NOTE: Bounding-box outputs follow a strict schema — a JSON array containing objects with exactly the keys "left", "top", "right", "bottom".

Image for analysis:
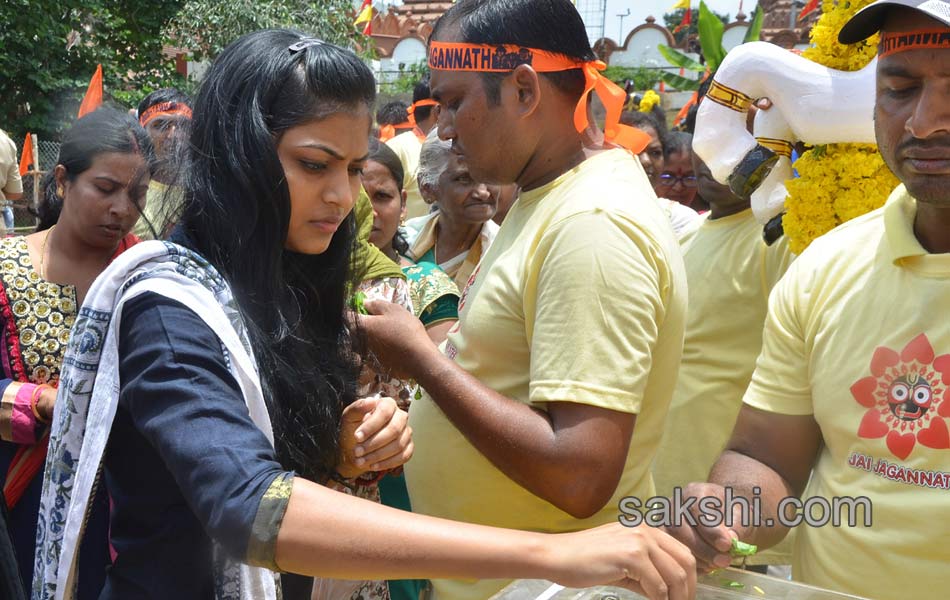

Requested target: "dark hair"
[
  {"left": 180, "top": 29, "right": 376, "bottom": 483},
  {"left": 376, "top": 100, "right": 410, "bottom": 126},
  {"left": 621, "top": 110, "right": 664, "bottom": 141},
  {"left": 664, "top": 130, "right": 693, "bottom": 160},
  {"left": 35, "top": 107, "right": 154, "bottom": 232},
  {"left": 367, "top": 138, "right": 409, "bottom": 256},
  {"left": 431, "top": 0, "right": 595, "bottom": 105},
  {"left": 682, "top": 73, "right": 715, "bottom": 134},
  {"left": 367, "top": 137, "right": 405, "bottom": 191},
  {"left": 136, "top": 87, "right": 191, "bottom": 118},
  {"left": 411, "top": 74, "right": 435, "bottom": 123}
]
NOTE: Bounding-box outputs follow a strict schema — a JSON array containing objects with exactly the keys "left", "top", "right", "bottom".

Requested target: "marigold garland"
[
  {"left": 639, "top": 90, "right": 661, "bottom": 113},
  {"left": 783, "top": 0, "right": 899, "bottom": 254}
]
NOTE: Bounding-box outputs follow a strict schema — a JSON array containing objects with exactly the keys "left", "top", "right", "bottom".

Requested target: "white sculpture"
[{"left": 693, "top": 41, "right": 877, "bottom": 224}]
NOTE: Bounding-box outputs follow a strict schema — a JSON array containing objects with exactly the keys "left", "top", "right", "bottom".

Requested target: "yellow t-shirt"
[
  {"left": 132, "top": 180, "right": 184, "bottom": 240},
  {"left": 0, "top": 130, "right": 23, "bottom": 200},
  {"left": 652, "top": 209, "right": 793, "bottom": 565},
  {"left": 743, "top": 186, "right": 950, "bottom": 599},
  {"left": 405, "top": 149, "right": 687, "bottom": 600},
  {"left": 653, "top": 209, "right": 792, "bottom": 492},
  {"left": 385, "top": 130, "right": 427, "bottom": 220}
]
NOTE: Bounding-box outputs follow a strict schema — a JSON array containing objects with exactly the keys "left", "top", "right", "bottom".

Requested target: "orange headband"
[
  {"left": 407, "top": 98, "right": 438, "bottom": 116},
  {"left": 406, "top": 98, "right": 439, "bottom": 130},
  {"left": 879, "top": 29, "right": 950, "bottom": 57},
  {"left": 139, "top": 102, "right": 193, "bottom": 127},
  {"left": 427, "top": 41, "right": 650, "bottom": 153}
]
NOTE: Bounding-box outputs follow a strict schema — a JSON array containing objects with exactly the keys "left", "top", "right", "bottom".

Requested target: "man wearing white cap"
[{"left": 668, "top": 2, "right": 950, "bottom": 599}]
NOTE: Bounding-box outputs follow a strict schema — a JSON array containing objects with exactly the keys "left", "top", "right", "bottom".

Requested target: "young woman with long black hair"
[{"left": 32, "top": 29, "right": 695, "bottom": 600}]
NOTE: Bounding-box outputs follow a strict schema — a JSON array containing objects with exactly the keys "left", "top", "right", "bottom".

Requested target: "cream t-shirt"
[
  {"left": 385, "top": 130, "right": 427, "bottom": 220},
  {"left": 653, "top": 209, "right": 792, "bottom": 495},
  {"left": 0, "top": 130, "right": 23, "bottom": 201},
  {"left": 405, "top": 149, "right": 687, "bottom": 600},
  {"left": 743, "top": 186, "right": 950, "bottom": 599},
  {"left": 652, "top": 208, "right": 793, "bottom": 565}
]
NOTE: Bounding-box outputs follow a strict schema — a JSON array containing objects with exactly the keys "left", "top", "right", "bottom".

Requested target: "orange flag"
[
  {"left": 18, "top": 133, "right": 33, "bottom": 176},
  {"left": 798, "top": 0, "right": 820, "bottom": 21},
  {"left": 674, "top": 91, "right": 698, "bottom": 127},
  {"left": 673, "top": 4, "right": 692, "bottom": 34},
  {"left": 78, "top": 64, "right": 103, "bottom": 118}
]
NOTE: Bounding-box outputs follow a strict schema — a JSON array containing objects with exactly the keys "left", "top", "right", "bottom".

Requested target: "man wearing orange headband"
[
  {"left": 133, "top": 88, "right": 192, "bottom": 240},
  {"left": 386, "top": 76, "right": 441, "bottom": 219},
  {"left": 665, "top": 2, "right": 950, "bottom": 599},
  {"left": 357, "top": 2, "right": 692, "bottom": 599}
]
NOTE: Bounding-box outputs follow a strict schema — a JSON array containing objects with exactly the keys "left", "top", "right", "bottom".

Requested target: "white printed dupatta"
[{"left": 32, "top": 240, "right": 278, "bottom": 600}]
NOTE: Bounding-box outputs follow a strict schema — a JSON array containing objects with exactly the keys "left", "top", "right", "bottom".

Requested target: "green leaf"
[
  {"left": 743, "top": 6, "right": 765, "bottom": 44},
  {"left": 350, "top": 291, "right": 368, "bottom": 315},
  {"left": 659, "top": 71, "right": 701, "bottom": 91},
  {"left": 730, "top": 538, "right": 758, "bottom": 557},
  {"left": 657, "top": 44, "right": 705, "bottom": 72},
  {"left": 698, "top": 0, "right": 726, "bottom": 70}
]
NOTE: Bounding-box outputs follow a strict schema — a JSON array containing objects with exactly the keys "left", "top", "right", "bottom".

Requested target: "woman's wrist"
[{"left": 30, "top": 384, "right": 55, "bottom": 424}]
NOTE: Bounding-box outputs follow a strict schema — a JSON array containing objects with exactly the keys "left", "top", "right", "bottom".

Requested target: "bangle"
[{"left": 30, "top": 384, "right": 52, "bottom": 424}]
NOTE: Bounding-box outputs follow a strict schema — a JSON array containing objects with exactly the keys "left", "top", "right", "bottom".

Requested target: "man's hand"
[
  {"left": 663, "top": 482, "right": 750, "bottom": 573},
  {"left": 355, "top": 299, "right": 438, "bottom": 380}
]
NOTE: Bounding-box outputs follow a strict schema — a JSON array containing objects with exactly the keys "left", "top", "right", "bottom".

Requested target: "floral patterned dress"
[
  {"left": 0, "top": 236, "right": 125, "bottom": 599},
  {"left": 316, "top": 276, "right": 414, "bottom": 600}
]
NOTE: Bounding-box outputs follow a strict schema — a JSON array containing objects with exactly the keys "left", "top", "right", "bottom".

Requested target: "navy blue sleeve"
[{"left": 118, "top": 292, "right": 288, "bottom": 560}]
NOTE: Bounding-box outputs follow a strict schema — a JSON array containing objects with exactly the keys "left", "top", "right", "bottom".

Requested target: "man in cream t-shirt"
[
  {"left": 653, "top": 154, "right": 793, "bottom": 567},
  {"left": 358, "top": 1, "right": 691, "bottom": 599},
  {"left": 668, "top": 2, "right": 950, "bottom": 598},
  {"left": 386, "top": 77, "right": 439, "bottom": 220},
  {"left": 0, "top": 129, "right": 23, "bottom": 235}
]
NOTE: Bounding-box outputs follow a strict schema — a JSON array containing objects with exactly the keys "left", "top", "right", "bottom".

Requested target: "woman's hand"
[
  {"left": 356, "top": 299, "right": 438, "bottom": 380},
  {"left": 36, "top": 385, "right": 57, "bottom": 423},
  {"left": 548, "top": 522, "right": 696, "bottom": 600},
  {"left": 336, "top": 396, "right": 413, "bottom": 479}
]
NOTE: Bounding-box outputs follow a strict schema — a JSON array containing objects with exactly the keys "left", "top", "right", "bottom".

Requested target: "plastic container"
[{"left": 490, "top": 568, "right": 868, "bottom": 600}]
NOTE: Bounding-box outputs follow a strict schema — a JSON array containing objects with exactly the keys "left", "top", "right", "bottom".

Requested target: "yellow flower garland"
[
  {"left": 782, "top": 0, "right": 899, "bottom": 254},
  {"left": 639, "top": 90, "right": 661, "bottom": 113}
]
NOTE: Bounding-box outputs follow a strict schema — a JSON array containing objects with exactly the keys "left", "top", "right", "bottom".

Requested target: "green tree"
[
  {"left": 663, "top": 7, "right": 730, "bottom": 46},
  {"left": 602, "top": 66, "right": 662, "bottom": 91},
  {"left": 658, "top": 2, "right": 763, "bottom": 91},
  {"left": 0, "top": 0, "right": 187, "bottom": 141},
  {"left": 165, "top": 0, "right": 363, "bottom": 63},
  {"left": 382, "top": 61, "right": 429, "bottom": 95}
]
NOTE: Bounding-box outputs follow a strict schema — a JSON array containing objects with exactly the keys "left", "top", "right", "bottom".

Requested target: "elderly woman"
[{"left": 404, "top": 129, "right": 499, "bottom": 290}]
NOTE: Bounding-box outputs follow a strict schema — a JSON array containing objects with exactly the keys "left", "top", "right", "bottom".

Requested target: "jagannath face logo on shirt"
[{"left": 851, "top": 333, "right": 950, "bottom": 460}]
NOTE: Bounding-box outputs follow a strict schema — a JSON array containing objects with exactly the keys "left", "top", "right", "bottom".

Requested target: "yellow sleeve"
[
  {"left": 744, "top": 259, "right": 814, "bottom": 416},
  {"left": 526, "top": 209, "right": 668, "bottom": 414}
]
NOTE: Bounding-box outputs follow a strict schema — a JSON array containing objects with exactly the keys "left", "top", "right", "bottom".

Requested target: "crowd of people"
[{"left": 0, "top": 0, "right": 947, "bottom": 599}]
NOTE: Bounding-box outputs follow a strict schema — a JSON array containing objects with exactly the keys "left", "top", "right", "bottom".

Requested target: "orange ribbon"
[
  {"left": 406, "top": 98, "right": 438, "bottom": 131},
  {"left": 139, "top": 101, "right": 193, "bottom": 127},
  {"left": 427, "top": 41, "right": 650, "bottom": 153},
  {"left": 379, "top": 124, "right": 397, "bottom": 142}
]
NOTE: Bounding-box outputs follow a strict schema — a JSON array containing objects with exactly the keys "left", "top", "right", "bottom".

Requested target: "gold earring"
[{"left": 57, "top": 186, "right": 64, "bottom": 198}]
